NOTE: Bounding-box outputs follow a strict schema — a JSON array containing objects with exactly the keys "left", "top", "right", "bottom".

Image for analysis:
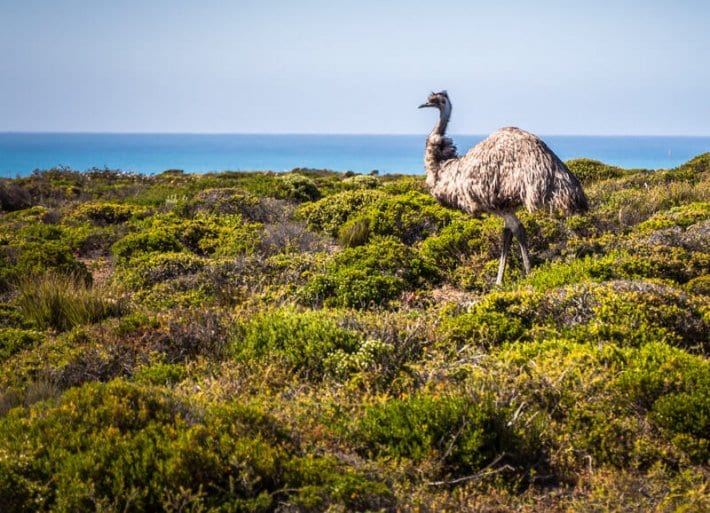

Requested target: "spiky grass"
[{"left": 16, "top": 272, "right": 127, "bottom": 331}]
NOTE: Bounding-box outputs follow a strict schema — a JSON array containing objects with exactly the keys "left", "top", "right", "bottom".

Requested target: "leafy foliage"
[{"left": 0, "top": 155, "right": 708, "bottom": 511}]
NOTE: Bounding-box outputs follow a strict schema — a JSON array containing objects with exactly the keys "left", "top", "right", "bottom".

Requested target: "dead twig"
[{"left": 427, "top": 452, "right": 512, "bottom": 486}]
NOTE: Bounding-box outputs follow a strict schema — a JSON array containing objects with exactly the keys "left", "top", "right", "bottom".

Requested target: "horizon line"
[{"left": 2, "top": 130, "right": 710, "bottom": 138}]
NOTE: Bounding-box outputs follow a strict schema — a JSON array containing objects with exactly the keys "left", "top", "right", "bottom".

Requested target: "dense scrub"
[{"left": 0, "top": 157, "right": 708, "bottom": 512}]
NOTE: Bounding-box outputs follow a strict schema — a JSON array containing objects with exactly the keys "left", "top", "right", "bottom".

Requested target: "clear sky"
[{"left": 1, "top": 0, "right": 708, "bottom": 135}]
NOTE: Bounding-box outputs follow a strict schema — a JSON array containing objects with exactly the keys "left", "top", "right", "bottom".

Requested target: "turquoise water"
[{"left": 1, "top": 133, "right": 709, "bottom": 178}]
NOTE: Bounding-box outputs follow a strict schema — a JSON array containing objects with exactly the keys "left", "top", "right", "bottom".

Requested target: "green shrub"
[
  {"left": 234, "top": 308, "right": 362, "bottom": 378},
  {"left": 588, "top": 283, "right": 708, "bottom": 348},
  {"left": 112, "top": 229, "right": 183, "bottom": 264},
  {"left": 71, "top": 202, "right": 149, "bottom": 225},
  {"left": 298, "top": 189, "right": 385, "bottom": 236},
  {"left": 116, "top": 252, "right": 206, "bottom": 289},
  {"left": 496, "top": 339, "right": 709, "bottom": 467},
  {"left": 441, "top": 310, "right": 526, "bottom": 348},
  {"left": 543, "top": 281, "right": 707, "bottom": 349},
  {"left": 0, "top": 380, "right": 393, "bottom": 511},
  {"left": 686, "top": 275, "right": 710, "bottom": 296},
  {"left": 522, "top": 255, "right": 598, "bottom": 291},
  {"left": 617, "top": 343, "right": 709, "bottom": 463},
  {"left": 339, "top": 190, "right": 455, "bottom": 246},
  {"left": 300, "top": 236, "right": 439, "bottom": 307},
  {"left": 354, "top": 392, "right": 526, "bottom": 476},
  {"left": 179, "top": 214, "right": 263, "bottom": 257},
  {"left": 525, "top": 247, "right": 708, "bottom": 289},
  {"left": 112, "top": 213, "right": 263, "bottom": 262},
  {"left": 420, "top": 216, "right": 501, "bottom": 272},
  {"left": 302, "top": 269, "right": 404, "bottom": 309},
  {"left": 1, "top": 240, "right": 92, "bottom": 287},
  {"left": 674, "top": 152, "right": 710, "bottom": 175},
  {"left": 279, "top": 172, "right": 321, "bottom": 201},
  {"left": 0, "top": 328, "right": 44, "bottom": 364},
  {"left": 566, "top": 158, "right": 626, "bottom": 185},
  {"left": 133, "top": 362, "right": 187, "bottom": 386},
  {"left": 181, "top": 187, "right": 285, "bottom": 222},
  {"left": 342, "top": 174, "right": 380, "bottom": 189},
  {"left": 637, "top": 202, "right": 710, "bottom": 233}
]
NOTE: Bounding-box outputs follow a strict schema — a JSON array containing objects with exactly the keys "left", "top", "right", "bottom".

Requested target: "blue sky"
[{"left": 1, "top": 0, "right": 708, "bottom": 134}]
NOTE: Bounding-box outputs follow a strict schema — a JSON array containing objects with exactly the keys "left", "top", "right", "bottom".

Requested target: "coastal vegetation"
[{"left": 0, "top": 155, "right": 708, "bottom": 512}]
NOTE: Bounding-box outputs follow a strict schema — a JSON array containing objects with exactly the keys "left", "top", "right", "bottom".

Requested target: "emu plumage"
[{"left": 419, "top": 91, "right": 588, "bottom": 284}]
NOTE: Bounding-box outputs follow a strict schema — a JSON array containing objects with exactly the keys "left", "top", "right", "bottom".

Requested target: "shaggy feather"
[
  {"left": 420, "top": 91, "right": 588, "bottom": 283},
  {"left": 426, "top": 126, "right": 587, "bottom": 216}
]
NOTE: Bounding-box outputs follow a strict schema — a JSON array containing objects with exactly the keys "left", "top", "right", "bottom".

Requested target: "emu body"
[{"left": 419, "top": 91, "right": 588, "bottom": 284}]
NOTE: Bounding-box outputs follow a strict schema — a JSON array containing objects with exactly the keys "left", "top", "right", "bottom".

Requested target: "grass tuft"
[{"left": 16, "top": 272, "right": 127, "bottom": 332}]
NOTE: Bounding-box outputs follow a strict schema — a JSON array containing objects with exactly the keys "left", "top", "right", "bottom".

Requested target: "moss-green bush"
[
  {"left": 112, "top": 229, "right": 183, "bottom": 264},
  {"left": 300, "top": 236, "right": 439, "bottom": 307},
  {"left": 279, "top": 172, "right": 322, "bottom": 201},
  {"left": 0, "top": 240, "right": 91, "bottom": 289},
  {"left": 338, "top": 190, "right": 455, "bottom": 246},
  {"left": 441, "top": 310, "right": 527, "bottom": 348},
  {"left": 298, "top": 189, "right": 385, "bottom": 236},
  {"left": 494, "top": 338, "right": 709, "bottom": 468},
  {"left": 354, "top": 391, "right": 533, "bottom": 477},
  {"left": 115, "top": 252, "right": 206, "bottom": 289},
  {"left": 636, "top": 202, "right": 710, "bottom": 232},
  {"left": 674, "top": 151, "right": 710, "bottom": 175},
  {"left": 566, "top": 158, "right": 626, "bottom": 185},
  {"left": 112, "top": 213, "right": 263, "bottom": 263},
  {"left": 0, "top": 328, "right": 44, "bottom": 364},
  {"left": 181, "top": 187, "right": 284, "bottom": 222},
  {"left": 132, "top": 362, "right": 187, "bottom": 386},
  {"left": 234, "top": 308, "right": 362, "bottom": 379},
  {"left": 616, "top": 342, "right": 709, "bottom": 463},
  {"left": 179, "top": 214, "right": 263, "bottom": 257},
  {"left": 70, "top": 201, "right": 149, "bottom": 225},
  {"left": 0, "top": 380, "right": 392, "bottom": 512}
]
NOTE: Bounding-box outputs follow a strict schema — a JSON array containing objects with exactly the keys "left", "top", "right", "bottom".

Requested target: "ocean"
[{"left": 1, "top": 133, "right": 709, "bottom": 178}]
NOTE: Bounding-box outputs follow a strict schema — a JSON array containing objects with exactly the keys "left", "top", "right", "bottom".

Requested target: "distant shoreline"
[{"left": 2, "top": 133, "right": 709, "bottom": 178}]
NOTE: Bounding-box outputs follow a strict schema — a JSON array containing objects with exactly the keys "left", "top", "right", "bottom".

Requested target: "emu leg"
[
  {"left": 507, "top": 214, "right": 532, "bottom": 275},
  {"left": 495, "top": 226, "right": 513, "bottom": 285}
]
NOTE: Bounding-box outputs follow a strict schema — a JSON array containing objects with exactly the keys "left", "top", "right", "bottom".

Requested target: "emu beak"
[{"left": 418, "top": 102, "right": 434, "bottom": 109}]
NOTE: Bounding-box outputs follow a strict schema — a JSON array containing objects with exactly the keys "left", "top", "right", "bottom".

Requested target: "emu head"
[{"left": 418, "top": 90, "right": 451, "bottom": 113}]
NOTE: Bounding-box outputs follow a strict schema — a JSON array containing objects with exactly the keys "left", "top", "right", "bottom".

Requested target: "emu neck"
[
  {"left": 431, "top": 105, "right": 451, "bottom": 137},
  {"left": 425, "top": 106, "right": 453, "bottom": 189}
]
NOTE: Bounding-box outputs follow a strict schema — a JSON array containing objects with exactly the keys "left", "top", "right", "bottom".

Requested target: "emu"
[{"left": 419, "top": 91, "right": 588, "bottom": 285}]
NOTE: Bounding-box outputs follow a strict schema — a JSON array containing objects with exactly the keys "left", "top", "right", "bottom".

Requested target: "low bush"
[
  {"left": 181, "top": 187, "right": 289, "bottom": 223},
  {"left": 298, "top": 188, "right": 385, "bottom": 236},
  {"left": 0, "top": 380, "right": 393, "bottom": 512},
  {"left": 279, "top": 172, "right": 322, "bottom": 201},
  {"left": 636, "top": 201, "right": 710, "bottom": 233},
  {"left": 420, "top": 216, "right": 501, "bottom": 272},
  {"left": 234, "top": 308, "right": 362, "bottom": 379},
  {"left": 353, "top": 391, "right": 535, "bottom": 478},
  {"left": 617, "top": 343, "right": 709, "bottom": 464},
  {"left": 0, "top": 240, "right": 92, "bottom": 289},
  {"left": 115, "top": 252, "right": 206, "bottom": 289},
  {"left": 0, "top": 182, "right": 33, "bottom": 211},
  {"left": 566, "top": 158, "right": 626, "bottom": 185},
  {"left": 338, "top": 190, "right": 455, "bottom": 246},
  {"left": 300, "top": 236, "right": 439, "bottom": 307},
  {"left": 0, "top": 328, "right": 44, "bottom": 364},
  {"left": 112, "top": 228, "right": 183, "bottom": 264},
  {"left": 71, "top": 201, "right": 149, "bottom": 225}
]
